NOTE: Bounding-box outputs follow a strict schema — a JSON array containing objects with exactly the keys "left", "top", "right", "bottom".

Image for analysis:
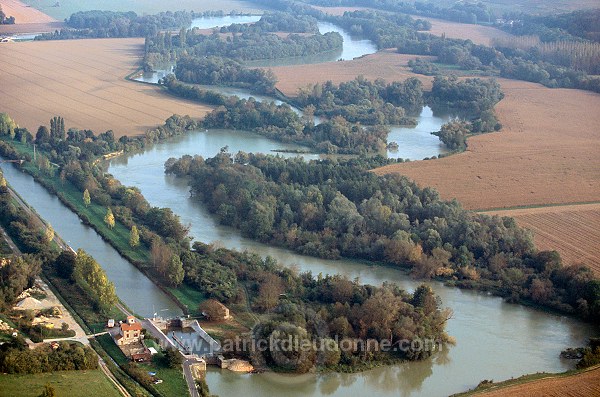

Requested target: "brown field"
[
  {"left": 271, "top": 50, "right": 435, "bottom": 96},
  {"left": 0, "top": 0, "right": 56, "bottom": 23},
  {"left": 472, "top": 366, "right": 600, "bottom": 397},
  {"left": 0, "top": 38, "right": 211, "bottom": 137},
  {"left": 0, "top": 21, "right": 63, "bottom": 35},
  {"left": 483, "top": 204, "right": 600, "bottom": 274},
  {"left": 374, "top": 78, "right": 600, "bottom": 210},
  {"left": 419, "top": 16, "right": 514, "bottom": 46}
]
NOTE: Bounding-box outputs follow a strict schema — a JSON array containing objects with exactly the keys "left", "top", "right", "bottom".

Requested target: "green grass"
[
  {"left": 139, "top": 361, "right": 189, "bottom": 397},
  {"left": 167, "top": 284, "right": 205, "bottom": 316},
  {"left": 3, "top": 138, "right": 150, "bottom": 266},
  {"left": 0, "top": 370, "right": 121, "bottom": 397},
  {"left": 97, "top": 334, "right": 129, "bottom": 366}
]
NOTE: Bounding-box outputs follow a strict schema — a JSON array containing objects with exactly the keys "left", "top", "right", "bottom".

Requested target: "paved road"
[{"left": 183, "top": 359, "right": 200, "bottom": 397}]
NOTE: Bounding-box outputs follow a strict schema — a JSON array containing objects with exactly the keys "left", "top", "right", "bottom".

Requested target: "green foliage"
[
  {"left": 72, "top": 249, "right": 117, "bottom": 311},
  {"left": 432, "top": 121, "right": 470, "bottom": 151},
  {"left": 0, "top": 113, "right": 18, "bottom": 139},
  {"left": 166, "top": 152, "right": 600, "bottom": 322},
  {"left": 408, "top": 58, "right": 440, "bottom": 76},
  {"left": 296, "top": 76, "right": 423, "bottom": 124},
  {"left": 175, "top": 55, "right": 277, "bottom": 94},
  {"left": 129, "top": 225, "right": 140, "bottom": 247},
  {"left": 0, "top": 255, "right": 41, "bottom": 308},
  {"left": 104, "top": 208, "right": 115, "bottom": 229},
  {"left": 83, "top": 189, "right": 90, "bottom": 207},
  {"left": 0, "top": 339, "right": 98, "bottom": 374},
  {"left": 163, "top": 347, "right": 183, "bottom": 369}
]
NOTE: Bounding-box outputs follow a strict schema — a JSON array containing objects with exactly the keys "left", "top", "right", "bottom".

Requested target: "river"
[
  {"left": 0, "top": 163, "right": 182, "bottom": 318},
  {"left": 3, "top": 14, "right": 597, "bottom": 397},
  {"left": 113, "top": 16, "right": 598, "bottom": 396},
  {"left": 106, "top": 126, "right": 597, "bottom": 396}
]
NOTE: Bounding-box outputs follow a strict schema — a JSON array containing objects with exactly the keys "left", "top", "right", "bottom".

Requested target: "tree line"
[
  {"left": 174, "top": 55, "right": 277, "bottom": 94},
  {"left": 184, "top": 241, "right": 452, "bottom": 371},
  {"left": 165, "top": 152, "right": 600, "bottom": 323}
]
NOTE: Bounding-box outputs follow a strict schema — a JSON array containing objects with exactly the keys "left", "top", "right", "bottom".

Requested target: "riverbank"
[{"left": 452, "top": 365, "right": 600, "bottom": 397}]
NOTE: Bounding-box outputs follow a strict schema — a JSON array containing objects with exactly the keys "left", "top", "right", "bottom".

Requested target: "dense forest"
[
  {"left": 174, "top": 55, "right": 277, "bottom": 94},
  {"left": 36, "top": 10, "right": 194, "bottom": 40},
  {"left": 220, "top": 12, "right": 319, "bottom": 34},
  {"left": 183, "top": 241, "right": 452, "bottom": 371},
  {"left": 295, "top": 76, "right": 423, "bottom": 123},
  {"left": 165, "top": 152, "right": 600, "bottom": 323}
]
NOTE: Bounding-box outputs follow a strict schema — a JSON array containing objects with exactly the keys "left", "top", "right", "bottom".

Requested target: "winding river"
[{"left": 1, "top": 14, "right": 596, "bottom": 397}]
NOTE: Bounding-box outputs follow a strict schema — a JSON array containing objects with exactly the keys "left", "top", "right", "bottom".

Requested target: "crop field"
[
  {"left": 0, "top": 0, "right": 56, "bottom": 23},
  {"left": 472, "top": 366, "right": 600, "bottom": 397},
  {"left": 19, "top": 0, "right": 265, "bottom": 21},
  {"left": 0, "top": 38, "right": 211, "bottom": 137},
  {"left": 417, "top": 16, "right": 514, "bottom": 46},
  {"left": 373, "top": 78, "right": 600, "bottom": 210},
  {"left": 483, "top": 204, "right": 600, "bottom": 274},
  {"left": 272, "top": 50, "right": 435, "bottom": 96}
]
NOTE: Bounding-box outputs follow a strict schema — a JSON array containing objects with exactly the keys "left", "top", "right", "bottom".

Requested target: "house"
[{"left": 115, "top": 316, "right": 143, "bottom": 346}]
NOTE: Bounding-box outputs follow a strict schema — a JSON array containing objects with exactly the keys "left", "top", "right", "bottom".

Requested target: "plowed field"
[
  {"left": 0, "top": 38, "right": 211, "bottom": 137},
  {"left": 473, "top": 366, "right": 600, "bottom": 397},
  {"left": 484, "top": 204, "right": 600, "bottom": 274}
]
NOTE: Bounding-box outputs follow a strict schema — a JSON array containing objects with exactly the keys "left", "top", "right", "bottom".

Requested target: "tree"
[
  {"left": 35, "top": 126, "right": 50, "bottom": 144},
  {"left": 83, "top": 189, "right": 91, "bottom": 207},
  {"left": 0, "top": 113, "right": 17, "bottom": 138},
  {"left": 43, "top": 224, "right": 54, "bottom": 244},
  {"left": 164, "top": 347, "right": 183, "bottom": 368},
  {"left": 129, "top": 225, "right": 140, "bottom": 247},
  {"left": 151, "top": 238, "right": 172, "bottom": 275},
  {"left": 54, "top": 249, "right": 76, "bottom": 279},
  {"left": 166, "top": 254, "right": 184, "bottom": 286},
  {"left": 104, "top": 208, "right": 115, "bottom": 229}
]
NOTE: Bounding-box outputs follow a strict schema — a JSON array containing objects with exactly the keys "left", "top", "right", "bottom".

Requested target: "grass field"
[
  {"left": 0, "top": 370, "right": 120, "bottom": 397},
  {"left": 20, "top": 0, "right": 265, "bottom": 20},
  {"left": 0, "top": 38, "right": 211, "bottom": 137},
  {"left": 483, "top": 204, "right": 600, "bottom": 274}
]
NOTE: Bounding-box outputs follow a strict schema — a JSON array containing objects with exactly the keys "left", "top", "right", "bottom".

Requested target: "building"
[
  {"left": 201, "top": 299, "right": 231, "bottom": 321},
  {"left": 115, "top": 316, "right": 143, "bottom": 346}
]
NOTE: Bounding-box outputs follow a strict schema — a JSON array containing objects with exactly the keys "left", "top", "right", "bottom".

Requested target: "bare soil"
[
  {"left": 0, "top": 0, "right": 56, "bottom": 23},
  {"left": 418, "top": 16, "right": 514, "bottom": 46},
  {"left": 0, "top": 21, "right": 63, "bottom": 35},
  {"left": 0, "top": 38, "right": 211, "bottom": 137},
  {"left": 483, "top": 204, "right": 600, "bottom": 274},
  {"left": 473, "top": 366, "right": 600, "bottom": 397},
  {"left": 271, "top": 50, "right": 435, "bottom": 96},
  {"left": 373, "top": 78, "right": 600, "bottom": 211}
]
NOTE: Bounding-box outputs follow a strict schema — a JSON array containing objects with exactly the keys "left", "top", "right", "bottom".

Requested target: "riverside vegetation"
[{"left": 0, "top": 115, "right": 453, "bottom": 372}]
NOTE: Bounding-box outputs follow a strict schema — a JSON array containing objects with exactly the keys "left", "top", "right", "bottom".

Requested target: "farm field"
[
  {"left": 0, "top": 0, "right": 55, "bottom": 23},
  {"left": 483, "top": 204, "right": 600, "bottom": 274},
  {"left": 272, "top": 50, "right": 435, "bottom": 96},
  {"left": 417, "top": 16, "right": 514, "bottom": 46},
  {"left": 372, "top": 78, "right": 600, "bottom": 210},
  {"left": 0, "top": 38, "right": 211, "bottom": 137},
  {"left": 0, "top": 369, "right": 121, "bottom": 397},
  {"left": 313, "top": 6, "right": 514, "bottom": 46},
  {"left": 470, "top": 366, "right": 600, "bottom": 397},
  {"left": 20, "top": 0, "right": 265, "bottom": 21}
]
